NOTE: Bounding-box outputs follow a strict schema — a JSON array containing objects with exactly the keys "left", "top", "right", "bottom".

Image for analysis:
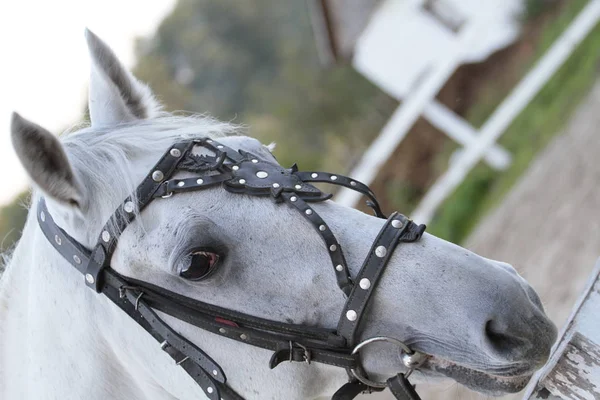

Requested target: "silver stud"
[
  {"left": 85, "top": 273, "right": 95, "bottom": 284},
  {"left": 124, "top": 201, "right": 135, "bottom": 213},
  {"left": 350, "top": 181, "right": 357, "bottom": 187},
  {"left": 330, "top": 175, "right": 338, "bottom": 181},
  {"left": 40, "top": 211, "right": 46, "bottom": 222},
  {"left": 212, "top": 369, "right": 218, "bottom": 376},
  {"left": 290, "top": 196, "right": 297, "bottom": 202},
  {"left": 219, "top": 328, "right": 226, "bottom": 334},
  {"left": 335, "top": 264, "right": 343, "bottom": 272},
  {"left": 305, "top": 209, "right": 313, "bottom": 215},
  {"left": 217, "top": 145, "right": 224, "bottom": 149},
  {"left": 232, "top": 165, "right": 240, "bottom": 171},
  {"left": 239, "top": 179, "right": 246, "bottom": 184},
  {"left": 177, "top": 181, "right": 185, "bottom": 187},
  {"left": 256, "top": 171, "right": 268, "bottom": 179},
  {"left": 152, "top": 170, "right": 164, "bottom": 182},
  {"left": 196, "top": 178, "right": 204, "bottom": 185},
  {"left": 375, "top": 246, "right": 387, "bottom": 258},
  {"left": 319, "top": 225, "right": 326, "bottom": 231},
  {"left": 359, "top": 278, "right": 371, "bottom": 290},
  {"left": 392, "top": 219, "right": 403, "bottom": 229},
  {"left": 207, "top": 387, "right": 214, "bottom": 394},
  {"left": 330, "top": 244, "right": 337, "bottom": 252},
  {"left": 102, "top": 231, "right": 111, "bottom": 243},
  {"left": 346, "top": 310, "right": 357, "bottom": 321},
  {"left": 206, "top": 139, "right": 213, "bottom": 143},
  {"left": 73, "top": 255, "right": 82, "bottom": 265},
  {"left": 295, "top": 184, "right": 302, "bottom": 190},
  {"left": 170, "top": 148, "right": 181, "bottom": 157},
  {"left": 54, "top": 235, "right": 62, "bottom": 246},
  {"left": 272, "top": 183, "right": 280, "bottom": 188},
  {"left": 311, "top": 173, "right": 318, "bottom": 178},
  {"left": 251, "top": 159, "right": 259, "bottom": 163},
  {"left": 240, "top": 334, "right": 248, "bottom": 340}
]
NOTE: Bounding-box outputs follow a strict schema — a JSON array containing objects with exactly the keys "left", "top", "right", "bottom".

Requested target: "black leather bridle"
[{"left": 37, "top": 138, "right": 427, "bottom": 400}]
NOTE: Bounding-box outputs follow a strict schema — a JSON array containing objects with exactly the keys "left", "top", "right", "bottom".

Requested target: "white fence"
[
  {"left": 523, "top": 259, "right": 600, "bottom": 400},
  {"left": 336, "top": 0, "right": 600, "bottom": 225}
]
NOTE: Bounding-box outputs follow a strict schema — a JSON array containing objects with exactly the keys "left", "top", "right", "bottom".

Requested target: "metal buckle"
[
  {"left": 134, "top": 292, "right": 144, "bottom": 310},
  {"left": 288, "top": 341, "right": 312, "bottom": 365},
  {"left": 350, "top": 336, "right": 425, "bottom": 388},
  {"left": 160, "top": 341, "right": 189, "bottom": 365},
  {"left": 118, "top": 285, "right": 139, "bottom": 299},
  {"left": 176, "top": 356, "right": 190, "bottom": 365}
]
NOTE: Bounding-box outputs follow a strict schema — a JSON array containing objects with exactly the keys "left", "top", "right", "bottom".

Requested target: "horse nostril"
[{"left": 485, "top": 320, "right": 526, "bottom": 354}]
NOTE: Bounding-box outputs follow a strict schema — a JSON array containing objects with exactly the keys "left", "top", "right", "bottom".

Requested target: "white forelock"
[{"left": 57, "top": 115, "right": 241, "bottom": 245}]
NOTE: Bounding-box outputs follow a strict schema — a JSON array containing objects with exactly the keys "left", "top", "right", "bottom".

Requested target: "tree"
[{"left": 133, "top": 0, "right": 395, "bottom": 172}]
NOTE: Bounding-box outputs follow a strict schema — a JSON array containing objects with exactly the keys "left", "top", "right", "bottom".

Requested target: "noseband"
[{"left": 37, "top": 138, "right": 427, "bottom": 400}]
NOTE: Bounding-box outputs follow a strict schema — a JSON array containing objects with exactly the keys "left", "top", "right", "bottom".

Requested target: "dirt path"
[{"left": 365, "top": 80, "right": 600, "bottom": 400}]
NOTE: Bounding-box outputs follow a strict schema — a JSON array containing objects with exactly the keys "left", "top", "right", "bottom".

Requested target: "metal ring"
[{"left": 350, "top": 336, "right": 416, "bottom": 388}]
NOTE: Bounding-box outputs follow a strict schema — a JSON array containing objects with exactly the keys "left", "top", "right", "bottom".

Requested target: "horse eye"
[{"left": 180, "top": 251, "right": 220, "bottom": 281}]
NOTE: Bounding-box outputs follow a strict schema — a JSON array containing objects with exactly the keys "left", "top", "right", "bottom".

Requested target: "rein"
[{"left": 37, "top": 138, "right": 427, "bottom": 400}]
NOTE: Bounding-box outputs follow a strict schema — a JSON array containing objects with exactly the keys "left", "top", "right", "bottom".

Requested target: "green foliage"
[
  {"left": 523, "top": 0, "right": 559, "bottom": 20},
  {"left": 429, "top": 0, "right": 600, "bottom": 243},
  {"left": 133, "top": 0, "right": 395, "bottom": 173},
  {"left": 0, "top": 191, "right": 30, "bottom": 254}
]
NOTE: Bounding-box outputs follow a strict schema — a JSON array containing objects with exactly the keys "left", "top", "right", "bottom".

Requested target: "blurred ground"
[{"left": 363, "top": 78, "right": 600, "bottom": 399}]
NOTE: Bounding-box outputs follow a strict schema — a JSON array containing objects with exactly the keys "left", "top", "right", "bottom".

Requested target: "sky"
[{"left": 0, "top": 0, "right": 176, "bottom": 206}]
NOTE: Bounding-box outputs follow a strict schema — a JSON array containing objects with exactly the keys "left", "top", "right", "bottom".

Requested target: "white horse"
[{"left": 0, "top": 30, "right": 556, "bottom": 400}]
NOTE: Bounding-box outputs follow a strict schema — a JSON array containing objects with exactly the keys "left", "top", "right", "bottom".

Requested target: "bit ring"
[{"left": 350, "top": 336, "right": 423, "bottom": 388}]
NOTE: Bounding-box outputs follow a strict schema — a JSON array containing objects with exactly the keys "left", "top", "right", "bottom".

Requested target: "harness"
[{"left": 37, "top": 138, "right": 427, "bottom": 399}]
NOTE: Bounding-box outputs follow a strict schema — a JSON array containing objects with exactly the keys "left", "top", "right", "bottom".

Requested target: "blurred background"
[{"left": 2, "top": 0, "right": 600, "bottom": 399}]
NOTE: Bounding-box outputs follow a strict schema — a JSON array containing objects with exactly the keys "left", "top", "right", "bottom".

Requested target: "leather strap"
[
  {"left": 282, "top": 192, "right": 353, "bottom": 295},
  {"left": 114, "top": 277, "right": 358, "bottom": 370},
  {"left": 101, "top": 271, "right": 224, "bottom": 400},
  {"left": 37, "top": 198, "right": 90, "bottom": 273},
  {"left": 153, "top": 173, "right": 233, "bottom": 198},
  {"left": 121, "top": 274, "right": 345, "bottom": 344},
  {"left": 337, "top": 213, "right": 410, "bottom": 346},
  {"left": 331, "top": 380, "right": 383, "bottom": 400},
  {"left": 294, "top": 171, "right": 385, "bottom": 218},
  {"left": 387, "top": 374, "right": 421, "bottom": 400},
  {"left": 86, "top": 140, "right": 195, "bottom": 291}
]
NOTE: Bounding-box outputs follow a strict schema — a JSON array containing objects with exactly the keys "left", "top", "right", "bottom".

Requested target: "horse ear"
[
  {"left": 85, "top": 28, "right": 161, "bottom": 127},
  {"left": 11, "top": 113, "right": 84, "bottom": 208}
]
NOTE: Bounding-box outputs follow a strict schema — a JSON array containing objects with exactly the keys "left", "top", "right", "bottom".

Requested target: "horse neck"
[{"left": 0, "top": 214, "right": 170, "bottom": 400}]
